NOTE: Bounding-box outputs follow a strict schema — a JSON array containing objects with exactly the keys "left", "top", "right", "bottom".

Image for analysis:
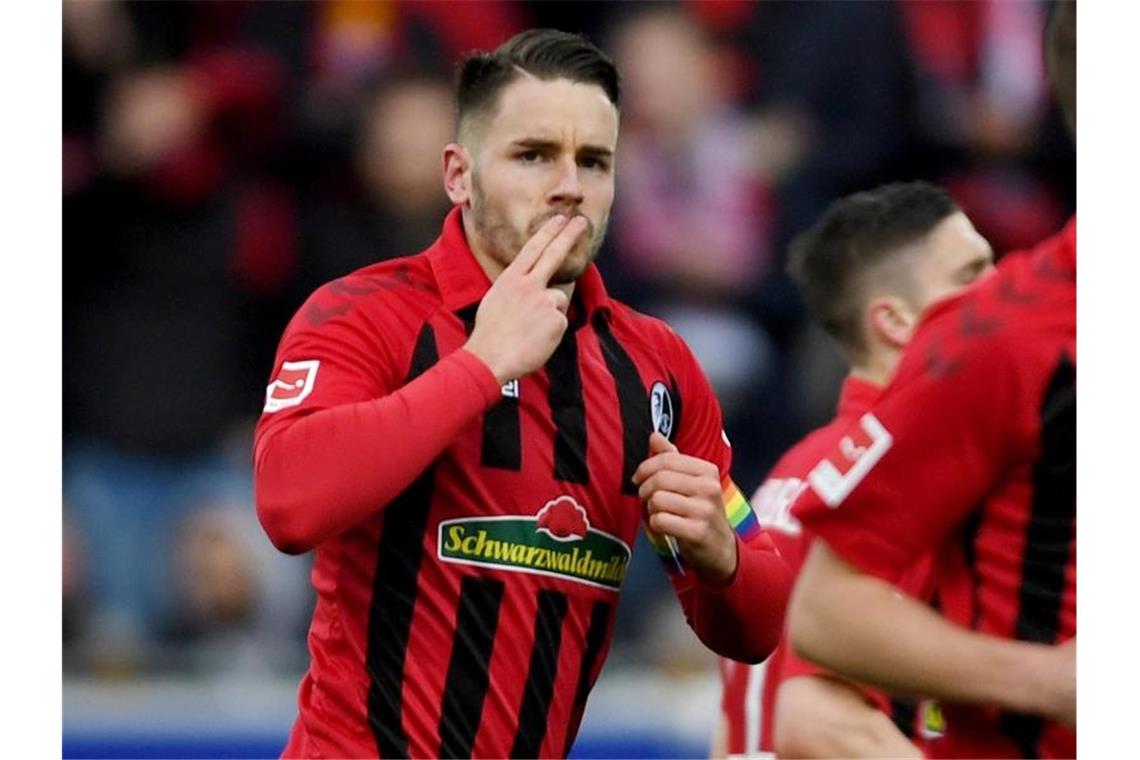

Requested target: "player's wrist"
[{"left": 461, "top": 339, "right": 514, "bottom": 386}]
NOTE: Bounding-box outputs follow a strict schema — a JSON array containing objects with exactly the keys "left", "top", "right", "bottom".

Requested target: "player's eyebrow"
[{"left": 510, "top": 138, "right": 614, "bottom": 159}]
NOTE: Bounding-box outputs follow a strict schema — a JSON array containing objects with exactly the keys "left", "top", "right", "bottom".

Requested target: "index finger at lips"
[
  {"left": 529, "top": 215, "right": 587, "bottom": 284},
  {"left": 505, "top": 215, "right": 568, "bottom": 277}
]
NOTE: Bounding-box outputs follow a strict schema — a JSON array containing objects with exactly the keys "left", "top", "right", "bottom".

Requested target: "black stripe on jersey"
[
  {"left": 367, "top": 323, "right": 440, "bottom": 758},
  {"left": 1000, "top": 354, "right": 1076, "bottom": 757},
  {"left": 667, "top": 373, "right": 684, "bottom": 443},
  {"left": 593, "top": 314, "right": 651, "bottom": 495},
  {"left": 510, "top": 590, "right": 570, "bottom": 758},
  {"left": 563, "top": 600, "right": 613, "bottom": 757},
  {"left": 439, "top": 576, "right": 506, "bottom": 758},
  {"left": 889, "top": 697, "right": 918, "bottom": 739},
  {"left": 456, "top": 304, "right": 523, "bottom": 471},
  {"left": 547, "top": 331, "right": 589, "bottom": 483}
]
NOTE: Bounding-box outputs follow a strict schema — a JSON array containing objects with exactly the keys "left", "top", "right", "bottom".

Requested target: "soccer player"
[
  {"left": 787, "top": 4, "right": 1076, "bottom": 758},
  {"left": 253, "top": 30, "right": 791, "bottom": 758},
  {"left": 714, "top": 182, "right": 994, "bottom": 759}
]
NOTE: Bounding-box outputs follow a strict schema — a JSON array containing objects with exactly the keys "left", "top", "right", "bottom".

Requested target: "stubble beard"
[{"left": 470, "top": 174, "right": 609, "bottom": 284}]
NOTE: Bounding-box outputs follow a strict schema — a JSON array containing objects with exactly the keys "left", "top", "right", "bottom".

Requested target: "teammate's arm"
[
  {"left": 255, "top": 215, "right": 583, "bottom": 553},
  {"left": 789, "top": 540, "right": 1075, "bottom": 727},
  {"left": 774, "top": 675, "right": 921, "bottom": 758}
]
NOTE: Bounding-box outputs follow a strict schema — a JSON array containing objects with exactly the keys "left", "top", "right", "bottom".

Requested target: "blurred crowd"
[{"left": 62, "top": 0, "right": 1074, "bottom": 678}]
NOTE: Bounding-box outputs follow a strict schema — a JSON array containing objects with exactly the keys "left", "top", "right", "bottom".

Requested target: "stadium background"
[{"left": 61, "top": 1, "right": 1075, "bottom": 757}]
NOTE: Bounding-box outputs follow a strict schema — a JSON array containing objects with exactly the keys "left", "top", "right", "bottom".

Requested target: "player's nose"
[{"left": 548, "top": 157, "right": 584, "bottom": 206}]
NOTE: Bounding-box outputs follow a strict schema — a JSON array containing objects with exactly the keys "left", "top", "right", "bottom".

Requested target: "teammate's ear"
[
  {"left": 443, "top": 143, "right": 472, "bottom": 206},
  {"left": 867, "top": 296, "right": 917, "bottom": 349}
]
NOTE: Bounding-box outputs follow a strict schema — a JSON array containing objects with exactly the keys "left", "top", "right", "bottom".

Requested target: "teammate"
[
  {"left": 788, "top": 4, "right": 1076, "bottom": 758},
  {"left": 253, "top": 30, "right": 790, "bottom": 758},
  {"left": 713, "top": 182, "right": 994, "bottom": 759}
]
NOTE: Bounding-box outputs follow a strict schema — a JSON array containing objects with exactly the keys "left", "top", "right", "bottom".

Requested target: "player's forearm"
[
  {"left": 788, "top": 542, "right": 1058, "bottom": 716},
  {"left": 774, "top": 675, "right": 921, "bottom": 759},
  {"left": 680, "top": 536, "right": 792, "bottom": 663},
  {"left": 254, "top": 349, "right": 501, "bottom": 553}
]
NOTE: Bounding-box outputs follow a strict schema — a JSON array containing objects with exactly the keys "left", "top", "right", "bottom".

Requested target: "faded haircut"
[
  {"left": 787, "top": 181, "right": 960, "bottom": 361},
  {"left": 454, "top": 29, "right": 619, "bottom": 141}
]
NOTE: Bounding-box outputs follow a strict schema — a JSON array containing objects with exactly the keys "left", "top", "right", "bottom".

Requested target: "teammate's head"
[
  {"left": 443, "top": 30, "right": 620, "bottom": 284},
  {"left": 1045, "top": 1, "right": 1076, "bottom": 135},
  {"left": 788, "top": 181, "right": 994, "bottom": 379}
]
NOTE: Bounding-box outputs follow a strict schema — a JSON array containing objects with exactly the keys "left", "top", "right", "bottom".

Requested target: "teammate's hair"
[
  {"left": 1045, "top": 1, "right": 1076, "bottom": 135},
  {"left": 787, "top": 181, "right": 960, "bottom": 361},
  {"left": 455, "top": 29, "right": 620, "bottom": 139}
]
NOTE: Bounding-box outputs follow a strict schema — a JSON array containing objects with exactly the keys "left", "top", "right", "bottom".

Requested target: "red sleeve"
[
  {"left": 793, "top": 308, "right": 1025, "bottom": 582},
  {"left": 253, "top": 293, "right": 502, "bottom": 554},
  {"left": 652, "top": 335, "right": 791, "bottom": 663}
]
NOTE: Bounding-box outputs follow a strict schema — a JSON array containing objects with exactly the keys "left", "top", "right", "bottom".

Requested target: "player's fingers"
[
  {"left": 647, "top": 509, "right": 704, "bottom": 544},
  {"left": 648, "top": 431, "right": 677, "bottom": 455},
  {"left": 529, "top": 214, "right": 587, "bottom": 284},
  {"left": 505, "top": 214, "right": 569, "bottom": 277},
  {"left": 633, "top": 451, "right": 717, "bottom": 485},
  {"left": 637, "top": 470, "right": 718, "bottom": 503},
  {"left": 645, "top": 489, "right": 708, "bottom": 520},
  {"left": 546, "top": 287, "right": 570, "bottom": 314}
]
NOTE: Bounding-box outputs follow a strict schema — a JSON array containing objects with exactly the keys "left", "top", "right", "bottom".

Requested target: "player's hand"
[
  {"left": 632, "top": 432, "right": 738, "bottom": 585},
  {"left": 464, "top": 214, "right": 586, "bottom": 384},
  {"left": 1041, "top": 638, "right": 1076, "bottom": 728}
]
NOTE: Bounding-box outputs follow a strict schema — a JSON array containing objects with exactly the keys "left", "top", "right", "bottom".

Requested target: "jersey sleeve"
[
  {"left": 253, "top": 284, "right": 502, "bottom": 554},
  {"left": 651, "top": 334, "right": 792, "bottom": 663},
  {"left": 793, "top": 310, "right": 1026, "bottom": 582}
]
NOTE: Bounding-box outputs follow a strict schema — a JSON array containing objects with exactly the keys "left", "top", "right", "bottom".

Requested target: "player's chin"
[{"left": 549, "top": 246, "right": 596, "bottom": 285}]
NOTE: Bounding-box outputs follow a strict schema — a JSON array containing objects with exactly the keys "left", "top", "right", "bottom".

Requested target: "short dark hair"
[
  {"left": 455, "top": 29, "right": 620, "bottom": 137},
  {"left": 787, "top": 181, "right": 960, "bottom": 360}
]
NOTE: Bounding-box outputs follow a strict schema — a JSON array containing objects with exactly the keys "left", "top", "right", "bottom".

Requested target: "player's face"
[
  {"left": 465, "top": 77, "right": 618, "bottom": 284},
  {"left": 911, "top": 211, "right": 995, "bottom": 311}
]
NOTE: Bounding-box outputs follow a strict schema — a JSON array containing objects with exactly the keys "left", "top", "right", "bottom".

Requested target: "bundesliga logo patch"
[
  {"left": 264, "top": 360, "right": 320, "bottom": 413},
  {"left": 807, "top": 412, "right": 893, "bottom": 507},
  {"left": 438, "top": 496, "right": 631, "bottom": 590}
]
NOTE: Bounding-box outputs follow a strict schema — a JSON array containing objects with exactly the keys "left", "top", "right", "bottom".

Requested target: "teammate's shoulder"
[{"left": 291, "top": 253, "right": 439, "bottom": 332}]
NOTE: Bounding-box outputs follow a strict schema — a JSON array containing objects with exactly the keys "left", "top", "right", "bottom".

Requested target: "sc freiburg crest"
[{"left": 650, "top": 381, "right": 674, "bottom": 440}]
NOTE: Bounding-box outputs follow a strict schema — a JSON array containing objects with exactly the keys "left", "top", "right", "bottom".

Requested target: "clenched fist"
[
  {"left": 464, "top": 214, "right": 587, "bottom": 384},
  {"left": 633, "top": 432, "right": 738, "bottom": 585}
]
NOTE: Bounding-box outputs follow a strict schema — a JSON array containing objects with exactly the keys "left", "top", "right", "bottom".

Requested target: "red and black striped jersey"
[
  {"left": 254, "top": 208, "right": 789, "bottom": 758},
  {"left": 795, "top": 217, "right": 1076, "bottom": 758},
  {"left": 719, "top": 377, "right": 938, "bottom": 757}
]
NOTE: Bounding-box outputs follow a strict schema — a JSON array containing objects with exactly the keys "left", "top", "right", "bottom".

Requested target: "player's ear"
[
  {"left": 443, "top": 143, "right": 472, "bottom": 206},
  {"left": 867, "top": 295, "right": 918, "bottom": 349}
]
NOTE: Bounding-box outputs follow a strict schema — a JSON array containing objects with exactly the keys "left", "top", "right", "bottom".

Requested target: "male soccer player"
[
  {"left": 714, "top": 182, "right": 994, "bottom": 759},
  {"left": 254, "top": 30, "right": 790, "bottom": 758},
  {"left": 788, "top": 4, "right": 1076, "bottom": 758}
]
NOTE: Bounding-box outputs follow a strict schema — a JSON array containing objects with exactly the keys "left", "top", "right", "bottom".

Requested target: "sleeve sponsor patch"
[
  {"left": 807, "top": 413, "right": 893, "bottom": 508},
  {"left": 264, "top": 360, "right": 320, "bottom": 413}
]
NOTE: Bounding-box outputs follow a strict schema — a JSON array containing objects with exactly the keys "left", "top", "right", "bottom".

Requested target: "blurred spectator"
[
  {"left": 299, "top": 76, "right": 455, "bottom": 287},
  {"left": 63, "top": 1, "right": 299, "bottom": 658},
  {"left": 607, "top": 8, "right": 779, "bottom": 436},
  {"left": 159, "top": 502, "right": 311, "bottom": 675},
  {"left": 901, "top": 0, "right": 1073, "bottom": 253}
]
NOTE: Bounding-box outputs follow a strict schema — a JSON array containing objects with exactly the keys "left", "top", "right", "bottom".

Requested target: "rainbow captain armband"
[{"left": 646, "top": 477, "right": 761, "bottom": 576}]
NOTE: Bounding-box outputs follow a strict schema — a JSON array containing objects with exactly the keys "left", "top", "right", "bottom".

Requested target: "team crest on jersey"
[
  {"left": 264, "top": 360, "right": 320, "bottom": 413},
  {"left": 649, "top": 381, "right": 674, "bottom": 439},
  {"left": 807, "top": 413, "right": 893, "bottom": 507},
  {"left": 438, "top": 495, "right": 631, "bottom": 590}
]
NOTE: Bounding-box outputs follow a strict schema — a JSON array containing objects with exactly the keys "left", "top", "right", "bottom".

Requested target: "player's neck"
[{"left": 850, "top": 361, "right": 892, "bottom": 387}]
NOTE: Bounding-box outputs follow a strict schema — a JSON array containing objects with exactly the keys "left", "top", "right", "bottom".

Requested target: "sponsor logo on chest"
[{"left": 437, "top": 495, "right": 631, "bottom": 591}]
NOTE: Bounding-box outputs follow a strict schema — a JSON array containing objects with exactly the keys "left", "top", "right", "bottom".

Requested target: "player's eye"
[
  {"left": 517, "top": 150, "right": 545, "bottom": 163},
  {"left": 579, "top": 156, "right": 611, "bottom": 172}
]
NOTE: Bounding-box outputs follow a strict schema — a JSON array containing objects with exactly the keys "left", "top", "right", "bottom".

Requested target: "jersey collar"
[
  {"left": 427, "top": 206, "right": 612, "bottom": 318},
  {"left": 836, "top": 375, "right": 883, "bottom": 417}
]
